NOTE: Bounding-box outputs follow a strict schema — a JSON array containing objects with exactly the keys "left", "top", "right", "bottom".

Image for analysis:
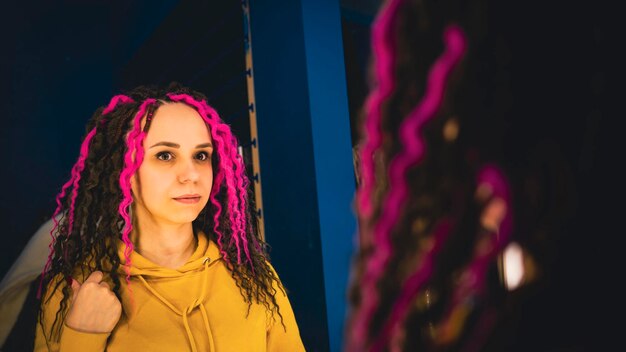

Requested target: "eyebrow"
[{"left": 149, "top": 141, "right": 213, "bottom": 149}]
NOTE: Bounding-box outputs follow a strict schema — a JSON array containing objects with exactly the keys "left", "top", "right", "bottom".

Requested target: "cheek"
[
  {"left": 133, "top": 168, "right": 172, "bottom": 202},
  {"left": 143, "top": 172, "right": 170, "bottom": 195}
]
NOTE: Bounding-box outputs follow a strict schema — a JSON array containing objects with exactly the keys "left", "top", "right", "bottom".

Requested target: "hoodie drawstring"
[{"left": 137, "top": 257, "right": 215, "bottom": 352}]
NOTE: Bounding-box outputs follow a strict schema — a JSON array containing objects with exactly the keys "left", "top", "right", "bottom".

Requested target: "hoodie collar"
[{"left": 117, "top": 232, "right": 221, "bottom": 278}]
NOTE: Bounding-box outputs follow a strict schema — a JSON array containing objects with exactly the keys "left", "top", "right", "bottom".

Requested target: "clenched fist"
[{"left": 65, "top": 271, "right": 122, "bottom": 333}]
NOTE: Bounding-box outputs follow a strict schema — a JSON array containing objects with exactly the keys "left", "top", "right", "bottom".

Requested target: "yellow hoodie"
[{"left": 34, "top": 233, "right": 305, "bottom": 351}]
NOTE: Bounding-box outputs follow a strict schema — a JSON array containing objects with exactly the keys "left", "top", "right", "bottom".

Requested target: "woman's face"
[{"left": 131, "top": 102, "right": 214, "bottom": 226}]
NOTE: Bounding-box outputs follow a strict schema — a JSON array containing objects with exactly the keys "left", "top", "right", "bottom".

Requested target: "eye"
[
  {"left": 156, "top": 151, "right": 174, "bottom": 161},
  {"left": 196, "top": 151, "right": 210, "bottom": 161}
]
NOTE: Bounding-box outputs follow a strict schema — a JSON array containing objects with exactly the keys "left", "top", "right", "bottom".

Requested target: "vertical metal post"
[{"left": 242, "top": 0, "right": 265, "bottom": 240}]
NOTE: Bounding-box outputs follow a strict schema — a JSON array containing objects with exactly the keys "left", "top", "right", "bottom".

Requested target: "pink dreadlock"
[
  {"left": 357, "top": 0, "right": 404, "bottom": 219},
  {"left": 118, "top": 98, "right": 157, "bottom": 285},
  {"left": 38, "top": 94, "right": 135, "bottom": 298},
  {"left": 350, "top": 22, "right": 468, "bottom": 352}
]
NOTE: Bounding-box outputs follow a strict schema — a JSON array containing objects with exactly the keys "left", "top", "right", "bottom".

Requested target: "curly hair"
[
  {"left": 345, "top": 0, "right": 573, "bottom": 351},
  {"left": 37, "top": 82, "right": 284, "bottom": 340}
]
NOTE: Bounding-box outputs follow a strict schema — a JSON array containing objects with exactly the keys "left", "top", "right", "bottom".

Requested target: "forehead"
[{"left": 144, "top": 103, "right": 212, "bottom": 143}]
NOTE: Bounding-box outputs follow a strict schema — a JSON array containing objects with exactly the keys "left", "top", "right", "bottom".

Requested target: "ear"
[
  {"left": 129, "top": 203, "right": 136, "bottom": 225},
  {"left": 130, "top": 174, "right": 141, "bottom": 198}
]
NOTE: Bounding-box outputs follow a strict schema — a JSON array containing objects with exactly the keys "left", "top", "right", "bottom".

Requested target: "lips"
[{"left": 173, "top": 194, "right": 201, "bottom": 204}]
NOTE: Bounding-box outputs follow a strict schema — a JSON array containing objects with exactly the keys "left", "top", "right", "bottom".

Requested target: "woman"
[{"left": 35, "top": 83, "right": 305, "bottom": 351}]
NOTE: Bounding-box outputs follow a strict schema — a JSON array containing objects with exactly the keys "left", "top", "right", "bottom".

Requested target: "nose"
[{"left": 178, "top": 160, "right": 200, "bottom": 184}]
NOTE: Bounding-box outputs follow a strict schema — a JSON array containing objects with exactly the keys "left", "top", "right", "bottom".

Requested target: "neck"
[{"left": 131, "top": 216, "right": 197, "bottom": 269}]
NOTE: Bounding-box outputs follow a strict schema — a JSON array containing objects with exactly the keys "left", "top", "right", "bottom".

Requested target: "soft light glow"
[
  {"left": 443, "top": 117, "right": 459, "bottom": 142},
  {"left": 503, "top": 242, "right": 524, "bottom": 290}
]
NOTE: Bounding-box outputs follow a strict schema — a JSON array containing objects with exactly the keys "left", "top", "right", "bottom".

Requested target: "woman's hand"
[{"left": 65, "top": 271, "right": 122, "bottom": 334}]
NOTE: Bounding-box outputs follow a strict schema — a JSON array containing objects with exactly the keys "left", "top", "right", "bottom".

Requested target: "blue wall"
[{"left": 249, "top": 1, "right": 356, "bottom": 351}]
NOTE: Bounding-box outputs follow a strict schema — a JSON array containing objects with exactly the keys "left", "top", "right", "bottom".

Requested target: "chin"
[{"left": 166, "top": 209, "right": 203, "bottom": 224}]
